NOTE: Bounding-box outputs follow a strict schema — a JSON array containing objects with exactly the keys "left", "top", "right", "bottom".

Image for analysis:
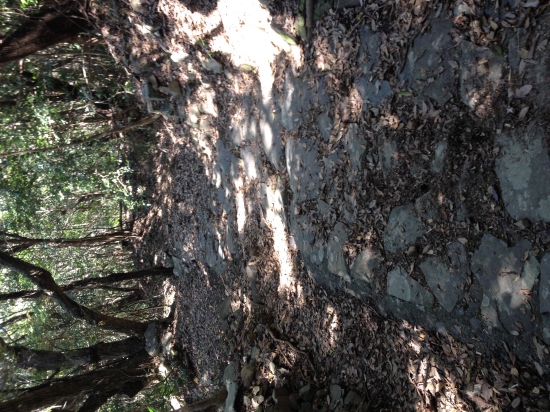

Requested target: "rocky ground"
[{"left": 97, "top": 0, "right": 550, "bottom": 410}]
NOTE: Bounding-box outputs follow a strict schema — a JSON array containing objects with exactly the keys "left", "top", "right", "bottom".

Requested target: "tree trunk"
[
  {"left": 0, "top": 313, "right": 30, "bottom": 328},
  {"left": 0, "top": 5, "right": 92, "bottom": 65},
  {"left": 0, "top": 230, "right": 133, "bottom": 252},
  {"left": 0, "top": 350, "right": 154, "bottom": 412},
  {"left": 0, "top": 114, "right": 161, "bottom": 158},
  {"left": 0, "top": 336, "right": 144, "bottom": 371},
  {"left": 0, "top": 251, "right": 149, "bottom": 335},
  {"left": 0, "top": 267, "right": 172, "bottom": 302}
]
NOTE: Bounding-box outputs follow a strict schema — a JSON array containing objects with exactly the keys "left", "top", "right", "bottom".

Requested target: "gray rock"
[
  {"left": 286, "top": 138, "right": 322, "bottom": 202},
  {"left": 200, "top": 88, "right": 217, "bottom": 116},
  {"left": 317, "top": 200, "right": 332, "bottom": 218},
  {"left": 495, "top": 122, "right": 550, "bottom": 223},
  {"left": 431, "top": 141, "right": 448, "bottom": 173},
  {"left": 400, "top": 18, "right": 455, "bottom": 105},
  {"left": 317, "top": 111, "right": 333, "bottom": 141},
  {"left": 218, "top": 296, "right": 234, "bottom": 321},
  {"left": 343, "top": 123, "right": 366, "bottom": 171},
  {"left": 540, "top": 254, "right": 550, "bottom": 314},
  {"left": 387, "top": 266, "right": 434, "bottom": 307},
  {"left": 279, "top": 69, "right": 315, "bottom": 131},
  {"left": 470, "top": 318, "right": 481, "bottom": 330},
  {"left": 420, "top": 241, "right": 468, "bottom": 312},
  {"left": 355, "top": 77, "right": 392, "bottom": 108},
  {"left": 358, "top": 27, "right": 381, "bottom": 76},
  {"left": 459, "top": 41, "right": 503, "bottom": 111},
  {"left": 383, "top": 204, "right": 424, "bottom": 253},
  {"left": 171, "top": 255, "right": 188, "bottom": 277},
  {"left": 203, "top": 58, "right": 222, "bottom": 74},
  {"left": 327, "top": 222, "right": 349, "bottom": 280},
  {"left": 471, "top": 234, "right": 533, "bottom": 335},
  {"left": 542, "top": 313, "right": 550, "bottom": 346},
  {"left": 351, "top": 248, "right": 379, "bottom": 284},
  {"left": 144, "top": 322, "right": 159, "bottom": 356},
  {"left": 329, "top": 385, "right": 343, "bottom": 410},
  {"left": 161, "top": 331, "right": 173, "bottom": 353},
  {"left": 224, "top": 362, "right": 239, "bottom": 412}
]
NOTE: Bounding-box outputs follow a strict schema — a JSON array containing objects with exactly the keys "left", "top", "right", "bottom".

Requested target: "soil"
[{"left": 94, "top": 0, "right": 550, "bottom": 411}]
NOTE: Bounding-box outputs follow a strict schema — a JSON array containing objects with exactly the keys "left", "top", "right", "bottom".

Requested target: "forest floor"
[{"left": 97, "top": 0, "right": 550, "bottom": 410}]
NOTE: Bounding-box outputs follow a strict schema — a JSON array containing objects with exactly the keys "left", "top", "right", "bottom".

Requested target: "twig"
[
  {"left": 259, "top": 324, "right": 316, "bottom": 383},
  {"left": 258, "top": 324, "right": 308, "bottom": 356}
]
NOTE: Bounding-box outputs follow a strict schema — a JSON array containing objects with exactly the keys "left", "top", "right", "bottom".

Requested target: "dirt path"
[{"left": 98, "top": 0, "right": 550, "bottom": 410}]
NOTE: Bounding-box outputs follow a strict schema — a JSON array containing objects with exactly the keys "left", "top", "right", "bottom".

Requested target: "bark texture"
[
  {"left": 0, "top": 267, "right": 172, "bottom": 302},
  {"left": 0, "top": 230, "right": 133, "bottom": 253},
  {"left": 0, "top": 251, "right": 149, "bottom": 335},
  {"left": 0, "top": 5, "right": 91, "bottom": 65},
  {"left": 0, "top": 336, "right": 144, "bottom": 371},
  {"left": 0, "top": 350, "right": 154, "bottom": 412}
]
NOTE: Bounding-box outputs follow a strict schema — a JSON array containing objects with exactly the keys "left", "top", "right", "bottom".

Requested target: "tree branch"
[
  {"left": 0, "top": 114, "right": 161, "bottom": 158},
  {"left": 0, "top": 251, "right": 149, "bottom": 335}
]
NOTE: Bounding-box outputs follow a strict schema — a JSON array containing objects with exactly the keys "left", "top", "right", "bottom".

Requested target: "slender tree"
[
  {"left": 0, "top": 251, "right": 149, "bottom": 335},
  {"left": 0, "top": 336, "right": 144, "bottom": 371},
  {"left": 0, "top": 349, "right": 154, "bottom": 412},
  {"left": 0, "top": 114, "right": 161, "bottom": 158},
  {"left": 0, "top": 266, "right": 173, "bottom": 302},
  {"left": 0, "top": 230, "right": 135, "bottom": 253}
]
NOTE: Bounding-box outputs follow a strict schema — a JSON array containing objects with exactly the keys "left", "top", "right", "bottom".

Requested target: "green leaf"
[{"left": 399, "top": 91, "right": 413, "bottom": 97}]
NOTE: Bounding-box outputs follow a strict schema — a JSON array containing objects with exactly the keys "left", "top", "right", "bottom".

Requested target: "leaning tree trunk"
[
  {"left": 0, "top": 266, "right": 173, "bottom": 302},
  {"left": 0, "top": 4, "right": 92, "bottom": 65},
  {"left": 0, "top": 336, "right": 144, "bottom": 371},
  {"left": 0, "top": 350, "right": 154, "bottom": 412},
  {"left": 0, "top": 251, "right": 149, "bottom": 335},
  {"left": 0, "top": 230, "right": 134, "bottom": 253}
]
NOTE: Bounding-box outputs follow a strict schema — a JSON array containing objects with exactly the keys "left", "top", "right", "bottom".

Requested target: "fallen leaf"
[
  {"left": 516, "top": 84, "right": 533, "bottom": 98},
  {"left": 458, "top": 237, "right": 468, "bottom": 245},
  {"left": 518, "top": 106, "right": 529, "bottom": 120},
  {"left": 511, "top": 397, "right": 521, "bottom": 408},
  {"left": 534, "top": 361, "right": 543, "bottom": 376}
]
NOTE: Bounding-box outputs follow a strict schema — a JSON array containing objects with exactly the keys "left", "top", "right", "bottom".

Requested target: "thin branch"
[{"left": 0, "top": 114, "right": 161, "bottom": 158}]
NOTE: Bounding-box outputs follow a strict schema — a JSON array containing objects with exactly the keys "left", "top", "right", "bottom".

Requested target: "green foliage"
[{"left": 0, "top": 15, "right": 157, "bottom": 407}]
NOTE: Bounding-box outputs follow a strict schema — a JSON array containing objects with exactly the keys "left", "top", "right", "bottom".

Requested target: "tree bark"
[
  {"left": 0, "top": 114, "right": 161, "bottom": 158},
  {"left": 0, "top": 350, "right": 154, "bottom": 412},
  {"left": 0, "top": 230, "right": 134, "bottom": 252},
  {"left": 0, "top": 5, "right": 92, "bottom": 65},
  {"left": 0, "top": 251, "right": 149, "bottom": 335},
  {"left": 0, "top": 267, "right": 172, "bottom": 302},
  {"left": 0, "top": 336, "right": 144, "bottom": 371}
]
